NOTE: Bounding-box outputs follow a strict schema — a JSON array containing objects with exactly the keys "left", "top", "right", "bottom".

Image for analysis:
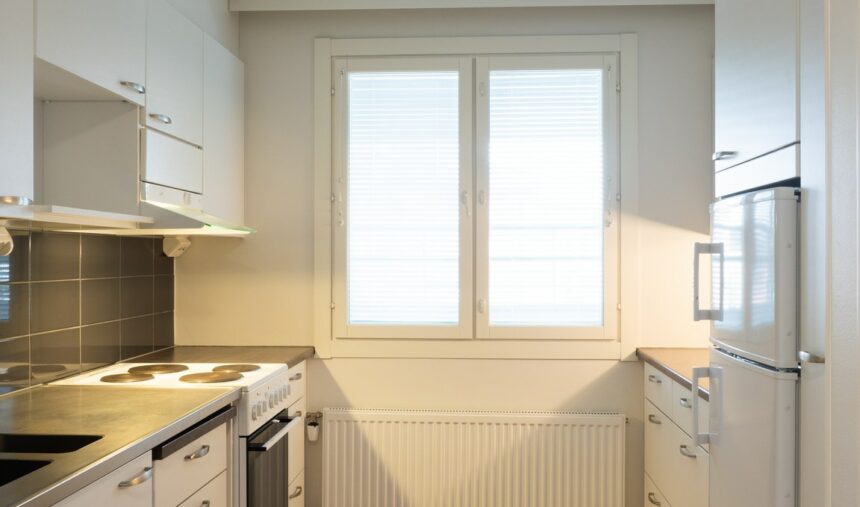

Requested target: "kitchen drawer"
[
  {"left": 56, "top": 452, "right": 153, "bottom": 507},
  {"left": 178, "top": 470, "right": 227, "bottom": 507},
  {"left": 287, "top": 397, "right": 306, "bottom": 484},
  {"left": 287, "top": 470, "right": 305, "bottom": 507},
  {"left": 143, "top": 128, "right": 203, "bottom": 195},
  {"left": 644, "top": 363, "right": 672, "bottom": 416},
  {"left": 671, "top": 381, "right": 709, "bottom": 452},
  {"left": 154, "top": 421, "right": 227, "bottom": 506},
  {"left": 656, "top": 408, "right": 709, "bottom": 507},
  {"left": 644, "top": 472, "right": 671, "bottom": 507},
  {"left": 644, "top": 400, "right": 672, "bottom": 491},
  {"left": 284, "top": 361, "right": 306, "bottom": 408}
]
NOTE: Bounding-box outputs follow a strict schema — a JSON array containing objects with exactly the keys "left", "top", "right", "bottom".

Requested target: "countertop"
[
  {"left": 134, "top": 346, "right": 315, "bottom": 368},
  {"left": 637, "top": 347, "right": 710, "bottom": 400},
  {"left": 0, "top": 385, "right": 238, "bottom": 507}
]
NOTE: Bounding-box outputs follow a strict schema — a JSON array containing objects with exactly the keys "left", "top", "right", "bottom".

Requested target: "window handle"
[
  {"left": 477, "top": 299, "right": 486, "bottom": 314},
  {"left": 461, "top": 190, "right": 472, "bottom": 217}
]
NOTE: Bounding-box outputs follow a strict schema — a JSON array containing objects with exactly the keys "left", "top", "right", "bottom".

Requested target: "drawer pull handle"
[
  {"left": 149, "top": 113, "right": 173, "bottom": 125},
  {"left": 679, "top": 444, "right": 697, "bottom": 458},
  {"left": 679, "top": 397, "right": 692, "bottom": 408},
  {"left": 120, "top": 80, "right": 146, "bottom": 94},
  {"left": 647, "top": 492, "right": 662, "bottom": 506},
  {"left": 290, "top": 372, "right": 303, "bottom": 381},
  {"left": 289, "top": 486, "right": 303, "bottom": 499},
  {"left": 185, "top": 444, "right": 210, "bottom": 461},
  {"left": 647, "top": 374, "right": 662, "bottom": 384},
  {"left": 117, "top": 466, "right": 153, "bottom": 488},
  {"left": 201, "top": 502, "right": 210, "bottom": 507},
  {"left": 712, "top": 150, "right": 738, "bottom": 161},
  {"left": 647, "top": 414, "right": 661, "bottom": 425}
]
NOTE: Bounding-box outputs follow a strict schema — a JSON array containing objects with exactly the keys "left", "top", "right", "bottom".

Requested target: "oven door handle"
[{"left": 248, "top": 417, "right": 301, "bottom": 452}]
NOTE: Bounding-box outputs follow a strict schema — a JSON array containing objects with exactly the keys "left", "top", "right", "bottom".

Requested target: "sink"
[
  {"left": 0, "top": 434, "right": 102, "bottom": 453},
  {"left": 0, "top": 459, "right": 52, "bottom": 487}
]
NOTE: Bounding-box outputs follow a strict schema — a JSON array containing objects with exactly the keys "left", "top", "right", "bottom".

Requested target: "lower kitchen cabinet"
[
  {"left": 644, "top": 473, "right": 670, "bottom": 507},
  {"left": 178, "top": 470, "right": 228, "bottom": 507},
  {"left": 154, "top": 421, "right": 228, "bottom": 506},
  {"left": 54, "top": 452, "right": 153, "bottom": 507},
  {"left": 287, "top": 470, "right": 305, "bottom": 507}
]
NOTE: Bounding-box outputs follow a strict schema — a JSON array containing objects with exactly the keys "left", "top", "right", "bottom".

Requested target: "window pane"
[
  {"left": 347, "top": 71, "right": 460, "bottom": 325},
  {"left": 488, "top": 68, "right": 605, "bottom": 326}
]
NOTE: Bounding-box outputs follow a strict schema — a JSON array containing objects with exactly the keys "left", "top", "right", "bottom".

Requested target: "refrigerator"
[{"left": 692, "top": 186, "right": 799, "bottom": 507}]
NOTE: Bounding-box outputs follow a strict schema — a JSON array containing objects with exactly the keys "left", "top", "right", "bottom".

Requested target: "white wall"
[
  {"left": 175, "top": 5, "right": 714, "bottom": 506},
  {"left": 167, "top": 0, "right": 239, "bottom": 55}
]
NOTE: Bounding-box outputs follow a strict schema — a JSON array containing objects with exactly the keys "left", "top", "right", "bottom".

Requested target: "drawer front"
[
  {"left": 143, "top": 128, "right": 203, "bottom": 195},
  {"left": 154, "top": 422, "right": 228, "bottom": 506},
  {"left": 56, "top": 452, "right": 153, "bottom": 507},
  {"left": 284, "top": 361, "right": 306, "bottom": 408},
  {"left": 287, "top": 470, "right": 305, "bottom": 507},
  {"left": 644, "top": 363, "right": 673, "bottom": 415},
  {"left": 644, "top": 472, "right": 671, "bottom": 507},
  {"left": 288, "top": 397, "right": 306, "bottom": 484},
  {"left": 644, "top": 400, "right": 672, "bottom": 490},
  {"left": 671, "top": 381, "right": 710, "bottom": 452},
  {"left": 661, "top": 413, "right": 709, "bottom": 507},
  {"left": 179, "top": 470, "right": 228, "bottom": 507}
]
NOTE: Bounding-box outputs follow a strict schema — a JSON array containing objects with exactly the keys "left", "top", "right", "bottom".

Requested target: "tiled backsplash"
[{"left": 0, "top": 231, "right": 174, "bottom": 393}]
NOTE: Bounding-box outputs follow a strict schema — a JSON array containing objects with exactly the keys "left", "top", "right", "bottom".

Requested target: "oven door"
[{"left": 244, "top": 411, "right": 300, "bottom": 507}]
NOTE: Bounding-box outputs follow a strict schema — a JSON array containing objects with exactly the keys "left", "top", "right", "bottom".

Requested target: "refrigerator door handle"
[
  {"left": 693, "top": 242, "right": 724, "bottom": 321},
  {"left": 692, "top": 366, "right": 711, "bottom": 446}
]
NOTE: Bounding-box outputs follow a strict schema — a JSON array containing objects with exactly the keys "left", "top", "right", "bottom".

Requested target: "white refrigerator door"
[
  {"left": 710, "top": 187, "right": 799, "bottom": 368},
  {"left": 708, "top": 348, "right": 797, "bottom": 507}
]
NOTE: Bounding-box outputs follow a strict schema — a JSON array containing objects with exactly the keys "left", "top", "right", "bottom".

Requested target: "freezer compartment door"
[
  {"left": 709, "top": 348, "right": 797, "bottom": 507},
  {"left": 710, "top": 187, "right": 799, "bottom": 368}
]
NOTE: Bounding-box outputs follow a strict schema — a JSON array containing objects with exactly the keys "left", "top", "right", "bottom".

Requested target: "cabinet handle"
[
  {"left": 647, "top": 414, "right": 662, "bottom": 425},
  {"left": 120, "top": 80, "right": 146, "bottom": 94},
  {"left": 679, "top": 444, "right": 697, "bottom": 458},
  {"left": 647, "top": 492, "right": 662, "bottom": 506},
  {"left": 289, "top": 373, "right": 302, "bottom": 381},
  {"left": 117, "top": 466, "right": 153, "bottom": 488},
  {"left": 647, "top": 374, "right": 662, "bottom": 384},
  {"left": 185, "top": 444, "right": 210, "bottom": 461},
  {"left": 201, "top": 502, "right": 210, "bottom": 507},
  {"left": 289, "top": 486, "right": 303, "bottom": 499},
  {"left": 799, "top": 350, "right": 825, "bottom": 364},
  {"left": 712, "top": 150, "right": 738, "bottom": 161},
  {"left": 679, "top": 397, "right": 692, "bottom": 408},
  {"left": 149, "top": 113, "right": 173, "bottom": 125}
]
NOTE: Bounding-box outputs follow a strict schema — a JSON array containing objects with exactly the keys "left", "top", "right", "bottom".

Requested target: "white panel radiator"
[{"left": 322, "top": 408, "right": 625, "bottom": 507}]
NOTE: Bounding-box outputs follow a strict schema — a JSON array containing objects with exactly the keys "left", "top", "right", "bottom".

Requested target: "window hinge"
[
  {"left": 617, "top": 303, "right": 622, "bottom": 311},
  {"left": 330, "top": 302, "right": 336, "bottom": 310},
  {"left": 330, "top": 193, "right": 336, "bottom": 203},
  {"left": 616, "top": 83, "right": 621, "bottom": 93},
  {"left": 331, "top": 87, "right": 336, "bottom": 96},
  {"left": 616, "top": 192, "right": 621, "bottom": 201}
]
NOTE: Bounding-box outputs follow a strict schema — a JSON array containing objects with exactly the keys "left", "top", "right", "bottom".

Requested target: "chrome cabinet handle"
[
  {"left": 149, "top": 113, "right": 173, "bottom": 124},
  {"left": 679, "top": 444, "right": 697, "bottom": 458},
  {"left": 799, "top": 350, "right": 825, "bottom": 364},
  {"left": 117, "top": 466, "right": 153, "bottom": 488},
  {"left": 185, "top": 444, "right": 210, "bottom": 461},
  {"left": 679, "top": 397, "right": 692, "bottom": 409},
  {"left": 201, "top": 502, "right": 210, "bottom": 507},
  {"left": 647, "top": 492, "right": 662, "bottom": 506},
  {"left": 647, "top": 374, "right": 662, "bottom": 384},
  {"left": 647, "top": 414, "right": 661, "bottom": 425},
  {"left": 712, "top": 150, "right": 738, "bottom": 161},
  {"left": 289, "top": 486, "right": 303, "bottom": 499},
  {"left": 120, "top": 80, "right": 145, "bottom": 94},
  {"left": 289, "top": 373, "right": 302, "bottom": 381}
]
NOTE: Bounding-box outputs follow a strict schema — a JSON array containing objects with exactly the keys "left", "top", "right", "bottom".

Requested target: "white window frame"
[{"left": 314, "top": 35, "right": 640, "bottom": 360}]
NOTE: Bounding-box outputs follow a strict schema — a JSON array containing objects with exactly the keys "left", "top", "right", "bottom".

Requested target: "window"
[{"left": 327, "top": 43, "right": 620, "bottom": 344}]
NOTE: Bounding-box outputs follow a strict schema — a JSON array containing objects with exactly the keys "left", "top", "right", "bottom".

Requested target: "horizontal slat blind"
[
  {"left": 487, "top": 68, "right": 605, "bottom": 326},
  {"left": 347, "top": 70, "right": 461, "bottom": 325}
]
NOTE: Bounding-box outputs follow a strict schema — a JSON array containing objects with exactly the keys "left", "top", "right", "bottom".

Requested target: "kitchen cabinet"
[
  {"left": 143, "top": 129, "right": 204, "bottom": 196},
  {"left": 55, "top": 452, "right": 153, "bottom": 507},
  {"left": 713, "top": 0, "right": 799, "bottom": 196},
  {"left": 153, "top": 420, "right": 228, "bottom": 506},
  {"left": 202, "top": 34, "right": 246, "bottom": 226},
  {"left": 644, "top": 473, "right": 670, "bottom": 507},
  {"left": 0, "top": 0, "right": 33, "bottom": 202},
  {"left": 178, "top": 470, "right": 228, "bottom": 507},
  {"left": 145, "top": 0, "right": 204, "bottom": 147},
  {"left": 35, "top": 0, "right": 147, "bottom": 106},
  {"left": 287, "top": 470, "right": 306, "bottom": 507}
]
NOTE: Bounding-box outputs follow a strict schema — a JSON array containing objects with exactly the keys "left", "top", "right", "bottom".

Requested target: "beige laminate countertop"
[
  {"left": 0, "top": 385, "right": 238, "bottom": 507},
  {"left": 637, "top": 347, "right": 710, "bottom": 400},
  {"left": 134, "top": 346, "right": 315, "bottom": 368}
]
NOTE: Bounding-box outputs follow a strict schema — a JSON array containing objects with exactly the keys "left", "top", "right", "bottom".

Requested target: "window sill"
[{"left": 327, "top": 338, "right": 621, "bottom": 360}]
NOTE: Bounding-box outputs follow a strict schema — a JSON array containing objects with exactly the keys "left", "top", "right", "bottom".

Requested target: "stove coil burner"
[
  {"left": 101, "top": 373, "right": 155, "bottom": 383},
  {"left": 128, "top": 364, "right": 190, "bottom": 375},
  {"left": 179, "top": 371, "right": 243, "bottom": 383},
  {"left": 212, "top": 364, "right": 261, "bottom": 373}
]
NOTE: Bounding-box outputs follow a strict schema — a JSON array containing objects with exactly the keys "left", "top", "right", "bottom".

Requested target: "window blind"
[
  {"left": 487, "top": 68, "right": 605, "bottom": 326},
  {"left": 346, "top": 71, "right": 461, "bottom": 325}
]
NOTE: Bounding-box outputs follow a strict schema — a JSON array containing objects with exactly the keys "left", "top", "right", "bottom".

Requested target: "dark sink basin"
[
  {"left": 0, "top": 434, "right": 102, "bottom": 453},
  {"left": 0, "top": 459, "right": 51, "bottom": 487}
]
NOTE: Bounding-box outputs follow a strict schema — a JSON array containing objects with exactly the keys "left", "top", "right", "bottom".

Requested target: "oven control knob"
[
  {"left": 251, "top": 405, "right": 258, "bottom": 420},
  {"left": 260, "top": 401, "right": 267, "bottom": 413}
]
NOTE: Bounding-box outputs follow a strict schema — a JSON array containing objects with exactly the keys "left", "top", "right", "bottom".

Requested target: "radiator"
[{"left": 322, "top": 408, "right": 625, "bottom": 507}]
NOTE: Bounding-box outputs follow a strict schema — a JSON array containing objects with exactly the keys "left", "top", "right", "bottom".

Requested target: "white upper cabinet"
[
  {"left": 714, "top": 0, "right": 799, "bottom": 173},
  {"left": 35, "top": 0, "right": 147, "bottom": 105},
  {"left": 203, "top": 35, "right": 245, "bottom": 225},
  {"left": 146, "top": 0, "right": 204, "bottom": 147}
]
